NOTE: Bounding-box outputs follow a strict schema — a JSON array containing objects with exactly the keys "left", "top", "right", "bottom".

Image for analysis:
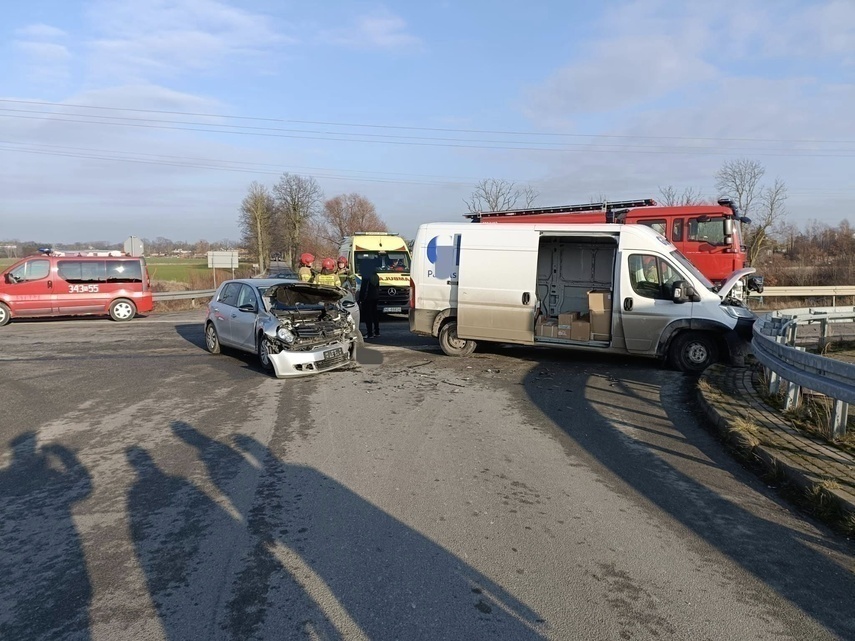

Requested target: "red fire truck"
[{"left": 466, "top": 198, "right": 758, "bottom": 289}]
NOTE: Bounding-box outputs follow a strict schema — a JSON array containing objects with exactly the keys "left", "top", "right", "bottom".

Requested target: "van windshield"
[
  {"left": 670, "top": 250, "right": 714, "bottom": 290},
  {"left": 354, "top": 251, "right": 410, "bottom": 274}
]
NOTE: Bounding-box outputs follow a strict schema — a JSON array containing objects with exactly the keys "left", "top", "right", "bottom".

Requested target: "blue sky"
[{"left": 1, "top": 0, "right": 854, "bottom": 244}]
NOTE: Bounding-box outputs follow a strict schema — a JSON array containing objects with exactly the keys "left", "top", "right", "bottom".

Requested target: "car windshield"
[
  {"left": 354, "top": 251, "right": 410, "bottom": 274},
  {"left": 670, "top": 250, "right": 714, "bottom": 290}
]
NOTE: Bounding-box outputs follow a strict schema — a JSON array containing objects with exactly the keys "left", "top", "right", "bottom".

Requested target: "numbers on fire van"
[{"left": 68, "top": 284, "right": 100, "bottom": 293}]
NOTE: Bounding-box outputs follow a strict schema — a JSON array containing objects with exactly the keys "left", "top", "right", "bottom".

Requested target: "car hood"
[
  {"left": 269, "top": 282, "right": 345, "bottom": 306},
  {"left": 717, "top": 267, "right": 756, "bottom": 299}
]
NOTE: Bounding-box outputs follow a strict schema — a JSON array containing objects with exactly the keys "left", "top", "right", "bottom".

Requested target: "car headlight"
[
  {"left": 277, "top": 327, "right": 295, "bottom": 343},
  {"left": 347, "top": 314, "right": 356, "bottom": 329},
  {"left": 722, "top": 305, "right": 754, "bottom": 319}
]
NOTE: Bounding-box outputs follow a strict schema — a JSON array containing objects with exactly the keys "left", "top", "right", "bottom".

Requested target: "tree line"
[{"left": 238, "top": 174, "right": 388, "bottom": 274}]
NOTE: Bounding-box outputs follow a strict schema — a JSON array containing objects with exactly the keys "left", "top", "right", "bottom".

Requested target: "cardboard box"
[
  {"left": 536, "top": 318, "right": 558, "bottom": 338},
  {"left": 590, "top": 311, "right": 611, "bottom": 336},
  {"left": 558, "top": 312, "right": 579, "bottom": 328},
  {"left": 588, "top": 290, "right": 612, "bottom": 313},
  {"left": 570, "top": 317, "right": 591, "bottom": 341}
]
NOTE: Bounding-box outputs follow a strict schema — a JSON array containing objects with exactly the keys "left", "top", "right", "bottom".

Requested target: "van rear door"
[{"left": 457, "top": 227, "right": 539, "bottom": 343}]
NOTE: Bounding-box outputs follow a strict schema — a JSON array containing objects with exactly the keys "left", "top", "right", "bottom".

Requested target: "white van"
[{"left": 408, "top": 223, "right": 757, "bottom": 372}]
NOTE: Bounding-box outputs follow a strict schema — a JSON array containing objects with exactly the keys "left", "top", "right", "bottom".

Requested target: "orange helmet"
[
  {"left": 322, "top": 257, "right": 335, "bottom": 271},
  {"left": 299, "top": 253, "right": 314, "bottom": 266},
  {"left": 337, "top": 256, "right": 348, "bottom": 267}
]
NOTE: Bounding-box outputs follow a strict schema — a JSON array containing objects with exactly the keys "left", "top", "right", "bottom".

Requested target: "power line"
[
  {"left": 4, "top": 112, "right": 855, "bottom": 158},
  {"left": 0, "top": 140, "right": 479, "bottom": 181},
  {"left": 1, "top": 97, "right": 853, "bottom": 146}
]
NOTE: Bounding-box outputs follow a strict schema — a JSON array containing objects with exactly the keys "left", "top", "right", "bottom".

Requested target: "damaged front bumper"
[{"left": 267, "top": 336, "right": 358, "bottom": 378}]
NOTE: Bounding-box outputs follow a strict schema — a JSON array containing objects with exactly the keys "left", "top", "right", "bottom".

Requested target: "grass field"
[{"left": 0, "top": 256, "right": 251, "bottom": 286}]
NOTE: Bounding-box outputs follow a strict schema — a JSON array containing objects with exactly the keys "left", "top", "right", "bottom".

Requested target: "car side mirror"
[
  {"left": 3, "top": 273, "right": 10, "bottom": 284},
  {"left": 238, "top": 303, "right": 256, "bottom": 313},
  {"left": 747, "top": 275, "right": 764, "bottom": 294},
  {"left": 342, "top": 300, "right": 356, "bottom": 309}
]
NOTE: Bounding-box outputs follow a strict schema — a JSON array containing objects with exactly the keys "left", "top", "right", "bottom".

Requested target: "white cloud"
[
  {"left": 13, "top": 41, "right": 71, "bottom": 63},
  {"left": 15, "top": 24, "right": 68, "bottom": 39},
  {"left": 84, "top": 0, "right": 292, "bottom": 81},
  {"left": 320, "top": 12, "right": 423, "bottom": 51}
]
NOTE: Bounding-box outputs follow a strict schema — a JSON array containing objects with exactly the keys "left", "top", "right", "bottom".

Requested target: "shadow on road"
[
  {"left": 174, "top": 322, "right": 207, "bottom": 351},
  {"left": 523, "top": 362, "right": 855, "bottom": 638},
  {"left": 0, "top": 432, "right": 92, "bottom": 640},
  {"left": 126, "top": 421, "right": 547, "bottom": 640}
]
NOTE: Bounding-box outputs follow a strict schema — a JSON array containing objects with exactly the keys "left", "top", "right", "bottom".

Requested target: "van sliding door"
[{"left": 457, "top": 227, "right": 539, "bottom": 343}]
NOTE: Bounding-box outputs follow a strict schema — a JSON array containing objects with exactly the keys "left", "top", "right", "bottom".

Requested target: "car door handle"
[
  {"left": 231, "top": 313, "right": 237, "bottom": 318},
  {"left": 623, "top": 297, "right": 633, "bottom": 312},
  {"left": 522, "top": 292, "right": 530, "bottom": 305}
]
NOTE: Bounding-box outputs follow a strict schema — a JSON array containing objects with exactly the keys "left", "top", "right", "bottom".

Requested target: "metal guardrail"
[
  {"left": 152, "top": 289, "right": 215, "bottom": 302},
  {"left": 755, "top": 286, "right": 855, "bottom": 307},
  {"left": 752, "top": 307, "right": 855, "bottom": 439}
]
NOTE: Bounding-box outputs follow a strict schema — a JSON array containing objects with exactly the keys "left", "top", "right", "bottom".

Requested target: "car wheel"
[
  {"left": 109, "top": 299, "right": 136, "bottom": 322},
  {"left": 438, "top": 320, "right": 476, "bottom": 356},
  {"left": 257, "top": 334, "right": 274, "bottom": 373},
  {"left": 205, "top": 323, "right": 221, "bottom": 354},
  {"left": 669, "top": 331, "right": 718, "bottom": 373},
  {"left": 0, "top": 302, "right": 10, "bottom": 327}
]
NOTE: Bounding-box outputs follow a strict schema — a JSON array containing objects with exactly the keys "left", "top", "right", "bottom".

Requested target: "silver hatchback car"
[{"left": 204, "top": 278, "right": 361, "bottom": 377}]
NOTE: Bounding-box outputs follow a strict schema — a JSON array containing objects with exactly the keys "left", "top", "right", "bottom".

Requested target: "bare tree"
[
  {"left": 714, "top": 159, "right": 765, "bottom": 222},
  {"left": 319, "top": 193, "right": 387, "bottom": 248},
  {"left": 745, "top": 178, "right": 788, "bottom": 265},
  {"left": 238, "top": 181, "right": 275, "bottom": 274},
  {"left": 464, "top": 178, "right": 539, "bottom": 213},
  {"left": 273, "top": 173, "right": 323, "bottom": 267},
  {"left": 658, "top": 185, "right": 705, "bottom": 206}
]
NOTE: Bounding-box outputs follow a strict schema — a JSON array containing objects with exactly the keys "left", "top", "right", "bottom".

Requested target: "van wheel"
[
  {"left": 205, "top": 323, "right": 221, "bottom": 354},
  {"left": 109, "top": 299, "right": 136, "bottom": 322},
  {"left": 439, "top": 321, "right": 476, "bottom": 356},
  {"left": 258, "top": 334, "right": 274, "bottom": 373},
  {"left": 669, "top": 331, "right": 718, "bottom": 373},
  {"left": 0, "top": 302, "right": 10, "bottom": 327}
]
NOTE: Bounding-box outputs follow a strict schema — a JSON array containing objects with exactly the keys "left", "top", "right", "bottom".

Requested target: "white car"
[{"left": 204, "top": 278, "right": 361, "bottom": 377}]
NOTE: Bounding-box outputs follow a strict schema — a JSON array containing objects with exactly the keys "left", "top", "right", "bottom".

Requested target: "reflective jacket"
[
  {"left": 298, "top": 266, "right": 314, "bottom": 282},
  {"left": 316, "top": 272, "right": 340, "bottom": 287}
]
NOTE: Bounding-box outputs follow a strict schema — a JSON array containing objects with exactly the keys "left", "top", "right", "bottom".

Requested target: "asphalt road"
[{"left": 1, "top": 312, "right": 854, "bottom": 640}]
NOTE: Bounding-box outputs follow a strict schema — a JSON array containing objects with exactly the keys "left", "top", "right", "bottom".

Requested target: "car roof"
[{"left": 223, "top": 278, "right": 302, "bottom": 287}]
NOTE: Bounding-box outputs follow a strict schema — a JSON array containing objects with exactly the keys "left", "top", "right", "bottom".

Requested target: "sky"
[{"left": 1, "top": 0, "right": 854, "bottom": 245}]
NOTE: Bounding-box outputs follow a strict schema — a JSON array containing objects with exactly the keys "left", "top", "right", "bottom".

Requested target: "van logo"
[
  {"left": 387, "top": 288, "right": 397, "bottom": 296},
  {"left": 426, "top": 234, "right": 460, "bottom": 280}
]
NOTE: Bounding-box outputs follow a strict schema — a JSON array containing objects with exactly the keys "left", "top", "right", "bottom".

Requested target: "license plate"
[
  {"left": 324, "top": 348, "right": 343, "bottom": 359},
  {"left": 383, "top": 306, "right": 402, "bottom": 313}
]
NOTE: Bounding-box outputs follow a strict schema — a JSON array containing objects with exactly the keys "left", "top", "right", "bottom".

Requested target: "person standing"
[
  {"left": 336, "top": 256, "right": 355, "bottom": 291},
  {"left": 316, "top": 258, "right": 341, "bottom": 287},
  {"left": 298, "top": 253, "right": 316, "bottom": 283},
  {"left": 357, "top": 260, "right": 381, "bottom": 338}
]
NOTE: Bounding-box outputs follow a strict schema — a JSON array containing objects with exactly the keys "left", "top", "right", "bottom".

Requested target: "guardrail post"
[
  {"left": 819, "top": 318, "right": 829, "bottom": 351},
  {"left": 768, "top": 336, "right": 783, "bottom": 395},
  {"left": 829, "top": 400, "right": 849, "bottom": 440},
  {"left": 784, "top": 347, "right": 805, "bottom": 411}
]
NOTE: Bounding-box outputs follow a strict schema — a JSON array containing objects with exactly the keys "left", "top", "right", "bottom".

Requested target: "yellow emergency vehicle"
[{"left": 338, "top": 232, "right": 411, "bottom": 313}]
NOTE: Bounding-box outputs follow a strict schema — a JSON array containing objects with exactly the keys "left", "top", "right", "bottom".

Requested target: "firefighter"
[
  {"left": 298, "top": 253, "right": 316, "bottom": 283},
  {"left": 336, "top": 256, "right": 355, "bottom": 291},
  {"left": 315, "top": 258, "right": 341, "bottom": 287}
]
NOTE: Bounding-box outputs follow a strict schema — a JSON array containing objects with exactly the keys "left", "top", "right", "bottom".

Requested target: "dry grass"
[{"left": 727, "top": 417, "right": 761, "bottom": 448}]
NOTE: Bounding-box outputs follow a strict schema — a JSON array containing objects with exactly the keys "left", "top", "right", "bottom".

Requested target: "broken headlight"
[{"left": 277, "top": 327, "right": 295, "bottom": 344}]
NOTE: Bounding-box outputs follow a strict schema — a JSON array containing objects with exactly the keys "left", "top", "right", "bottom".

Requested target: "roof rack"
[{"left": 465, "top": 198, "right": 657, "bottom": 220}]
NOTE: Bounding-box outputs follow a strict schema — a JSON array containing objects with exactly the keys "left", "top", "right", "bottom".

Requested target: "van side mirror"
[
  {"left": 671, "top": 281, "right": 700, "bottom": 304},
  {"left": 671, "top": 280, "right": 688, "bottom": 304}
]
